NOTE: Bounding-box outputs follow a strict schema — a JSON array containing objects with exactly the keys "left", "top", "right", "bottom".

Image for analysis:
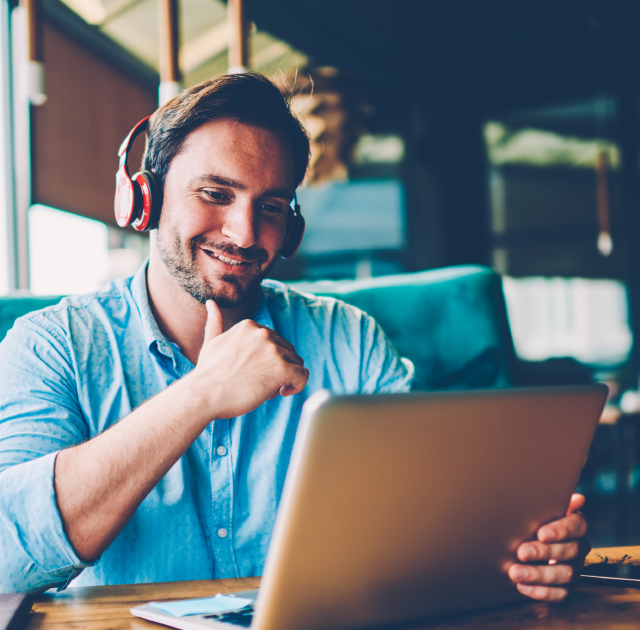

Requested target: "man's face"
[{"left": 156, "top": 119, "right": 296, "bottom": 308}]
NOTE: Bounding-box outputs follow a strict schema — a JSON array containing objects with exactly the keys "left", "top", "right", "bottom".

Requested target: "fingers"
[
  {"left": 279, "top": 348, "right": 305, "bottom": 367},
  {"left": 511, "top": 535, "right": 589, "bottom": 603},
  {"left": 253, "top": 323, "right": 297, "bottom": 354},
  {"left": 509, "top": 560, "right": 575, "bottom": 601},
  {"left": 204, "top": 300, "right": 224, "bottom": 344},
  {"left": 516, "top": 583, "right": 568, "bottom": 602},
  {"left": 518, "top": 533, "right": 591, "bottom": 562},
  {"left": 530, "top": 494, "right": 587, "bottom": 546},
  {"left": 537, "top": 512, "right": 587, "bottom": 544},
  {"left": 247, "top": 324, "right": 309, "bottom": 396},
  {"left": 509, "top": 562, "right": 574, "bottom": 587},
  {"left": 200, "top": 316, "right": 308, "bottom": 405},
  {"left": 510, "top": 495, "right": 590, "bottom": 603},
  {"left": 269, "top": 331, "right": 297, "bottom": 354},
  {"left": 279, "top": 366, "right": 310, "bottom": 397},
  {"left": 567, "top": 493, "right": 586, "bottom": 515},
  {"left": 517, "top": 540, "right": 580, "bottom": 563},
  {"left": 249, "top": 323, "right": 305, "bottom": 368}
]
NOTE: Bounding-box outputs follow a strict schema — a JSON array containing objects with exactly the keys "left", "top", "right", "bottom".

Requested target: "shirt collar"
[
  {"left": 130, "top": 259, "right": 174, "bottom": 358},
  {"left": 253, "top": 285, "right": 274, "bottom": 329},
  {"left": 130, "top": 258, "right": 277, "bottom": 357}
]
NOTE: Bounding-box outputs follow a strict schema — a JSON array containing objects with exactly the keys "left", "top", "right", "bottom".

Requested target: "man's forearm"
[
  {"left": 54, "top": 308, "right": 309, "bottom": 563},
  {"left": 54, "top": 375, "right": 212, "bottom": 561}
]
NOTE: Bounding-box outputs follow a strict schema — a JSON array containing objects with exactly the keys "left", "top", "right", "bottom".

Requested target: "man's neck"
[{"left": 146, "top": 248, "right": 257, "bottom": 365}]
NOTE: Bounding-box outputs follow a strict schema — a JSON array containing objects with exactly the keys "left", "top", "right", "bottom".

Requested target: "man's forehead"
[
  {"left": 176, "top": 119, "right": 296, "bottom": 188},
  {"left": 182, "top": 119, "right": 292, "bottom": 157}
]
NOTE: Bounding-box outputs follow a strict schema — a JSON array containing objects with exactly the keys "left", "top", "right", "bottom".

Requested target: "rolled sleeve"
[
  {"left": 359, "top": 315, "right": 412, "bottom": 394},
  {"left": 0, "top": 452, "right": 94, "bottom": 592},
  {"left": 0, "top": 316, "right": 93, "bottom": 592}
]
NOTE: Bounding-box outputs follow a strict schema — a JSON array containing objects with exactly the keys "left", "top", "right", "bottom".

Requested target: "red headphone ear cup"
[
  {"left": 115, "top": 116, "right": 153, "bottom": 229},
  {"left": 281, "top": 213, "right": 305, "bottom": 259},
  {"left": 115, "top": 166, "right": 142, "bottom": 227},
  {"left": 131, "top": 171, "right": 161, "bottom": 232}
]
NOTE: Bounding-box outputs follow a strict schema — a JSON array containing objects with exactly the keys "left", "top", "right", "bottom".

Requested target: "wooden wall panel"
[{"left": 32, "top": 21, "right": 157, "bottom": 226}]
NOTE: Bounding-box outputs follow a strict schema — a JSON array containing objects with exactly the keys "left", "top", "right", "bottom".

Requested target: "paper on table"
[{"left": 149, "top": 594, "right": 253, "bottom": 617}]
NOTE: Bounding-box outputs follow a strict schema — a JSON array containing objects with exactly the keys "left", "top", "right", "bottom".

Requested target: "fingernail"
[
  {"left": 511, "top": 566, "right": 528, "bottom": 581},
  {"left": 517, "top": 584, "right": 533, "bottom": 595},
  {"left": 520, "top": 544, "right": 536, "bottom": 561}
]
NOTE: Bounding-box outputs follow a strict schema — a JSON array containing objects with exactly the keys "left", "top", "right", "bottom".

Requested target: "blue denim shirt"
[{"left": 0, "top": 264, "right": 410, "bottom": 592}]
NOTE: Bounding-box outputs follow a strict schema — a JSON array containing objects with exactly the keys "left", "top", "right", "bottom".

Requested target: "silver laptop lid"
[{"left": 254, "top": 385, "right": 607, "bottom": 630}]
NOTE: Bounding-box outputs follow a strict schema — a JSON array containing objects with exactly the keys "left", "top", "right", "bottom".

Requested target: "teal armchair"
[
  {"left": 291, "top": 265, "right": 517, "bottom": 391},
  {"left": 0, "top": 295, "right": 64, "bottom": 344}
]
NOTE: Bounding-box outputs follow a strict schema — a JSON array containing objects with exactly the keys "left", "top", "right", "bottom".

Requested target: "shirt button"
[
  {"left": 217, "top": 528, "right": 228, "bottom": 538},
  {"left": 217, "top": 446, "right": 227, "bottom": 456}
]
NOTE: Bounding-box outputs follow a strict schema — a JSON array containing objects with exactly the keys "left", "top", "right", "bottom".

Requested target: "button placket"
[{"left": 210, "top": 419, "right": 238, "bottom": 578}]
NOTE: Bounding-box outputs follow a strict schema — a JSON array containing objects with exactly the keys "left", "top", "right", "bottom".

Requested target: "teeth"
[{"left": 209, "top": 251, "right": 244, "bottom": 266}]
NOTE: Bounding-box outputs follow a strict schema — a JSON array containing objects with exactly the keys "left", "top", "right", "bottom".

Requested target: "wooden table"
[
  {"left": 24, "top": 547, "right": 640, "bottom": 630},
  {"left": 585, "top": 545, "right": 640, "bottom": 566}
]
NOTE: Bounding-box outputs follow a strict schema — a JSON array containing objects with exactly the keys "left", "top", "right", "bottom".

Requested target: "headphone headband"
[{"left": 118, "top": 116, "right": 150, "bottom": 168}]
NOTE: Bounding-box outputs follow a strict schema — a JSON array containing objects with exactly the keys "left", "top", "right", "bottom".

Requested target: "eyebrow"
[{"left": 192, "top": 174, "right": 293, "bottom": 200}]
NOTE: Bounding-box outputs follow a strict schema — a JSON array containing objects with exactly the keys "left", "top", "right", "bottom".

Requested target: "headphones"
[{"left": 114, "top": 116, "right": 305, "bottom": 259}]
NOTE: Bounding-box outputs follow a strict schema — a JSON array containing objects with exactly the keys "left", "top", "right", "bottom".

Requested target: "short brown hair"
[{"left": 141, "top": 73, "right": 310, "bottom": 192}]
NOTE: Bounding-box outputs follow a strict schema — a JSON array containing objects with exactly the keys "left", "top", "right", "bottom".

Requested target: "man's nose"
[{"left": 220, "top": 201, "right": 258, "bottom": 250}]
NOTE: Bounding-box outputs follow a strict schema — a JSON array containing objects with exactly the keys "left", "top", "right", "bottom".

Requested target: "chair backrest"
[
  {"left": 0, "top": 296, "right": 64, "bottom": 344},
  {"left": 290, "top": 265, "right": 518, "bottom": 391}
]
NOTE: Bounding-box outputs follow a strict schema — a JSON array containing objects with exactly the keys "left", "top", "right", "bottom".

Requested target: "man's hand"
[
  {"left": 189, "top": 299, "right": 309, "bottom": 420},
  {"left": 508, "top": 493, "right": 590, "bottom": 602}
]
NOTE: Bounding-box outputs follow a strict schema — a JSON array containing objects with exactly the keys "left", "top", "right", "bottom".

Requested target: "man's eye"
[
  {"left": 203, "top": 190, "right": 228, "bottom": 202},
  {"left": 261, "top": 203, "right": 285, "bottom": 215}
]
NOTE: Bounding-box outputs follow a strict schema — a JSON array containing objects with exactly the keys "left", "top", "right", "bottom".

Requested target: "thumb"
[
  {"left": 567, "top": 493, "right": 586, "bottom": 515},
  {"left": 203, "top": 299, "right": 224, "bottom": 345}
]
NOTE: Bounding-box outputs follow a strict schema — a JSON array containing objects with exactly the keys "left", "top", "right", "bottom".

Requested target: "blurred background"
[{"left": 1, "top": 0, "right": 640, "bottom": 546}]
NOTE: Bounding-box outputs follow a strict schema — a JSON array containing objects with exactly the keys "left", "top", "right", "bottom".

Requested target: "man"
[{"left": 0, "top": 74, "right": 587, "bottom": 600}]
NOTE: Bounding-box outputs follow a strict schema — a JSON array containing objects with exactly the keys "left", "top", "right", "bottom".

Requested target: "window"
[
  {"left": 28, "top": 205, "right": 149, "bottom": 295},
  {"left": 504, "top": 276, "right": 631, "bottom": 366},
  {"left": 29, "top": 205, "right": 110, "bottom": 295}
]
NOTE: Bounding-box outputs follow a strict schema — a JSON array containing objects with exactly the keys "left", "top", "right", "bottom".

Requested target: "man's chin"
[
  {"left": 195, "top": 274, "right": 261, "bottom": 308},
  {"left": 163, "top": 246, "right": 278, "bottom": 308},
  {"left": 201, "top": 257, "right": 279, "bottom": 308}
]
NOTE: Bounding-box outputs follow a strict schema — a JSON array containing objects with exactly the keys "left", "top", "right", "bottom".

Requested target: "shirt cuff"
[{"left": 0, "top": 452, "right": 95, "bottom": 591}]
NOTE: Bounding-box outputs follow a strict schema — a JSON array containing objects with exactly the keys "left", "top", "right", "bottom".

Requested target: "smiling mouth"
[{"left": 202, "top": 249, "right": 254, "bottom": 266}]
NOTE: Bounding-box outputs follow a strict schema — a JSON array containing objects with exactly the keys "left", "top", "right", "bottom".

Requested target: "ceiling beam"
[
  {"left": 227, "top": 0, "right": 246, "bottom": 72},
  {"left": 158, "top": 0, "right": 180, "bottom": 103}
]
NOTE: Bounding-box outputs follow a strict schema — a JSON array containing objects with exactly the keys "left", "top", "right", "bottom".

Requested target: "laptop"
[{"left": 131, "top": 385, "right": 607, "bottom": 630}]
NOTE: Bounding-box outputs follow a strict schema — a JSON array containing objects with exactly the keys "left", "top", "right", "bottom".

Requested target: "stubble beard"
[{"left": 156, "top": 226, "right": 278, "bottom": 308}]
